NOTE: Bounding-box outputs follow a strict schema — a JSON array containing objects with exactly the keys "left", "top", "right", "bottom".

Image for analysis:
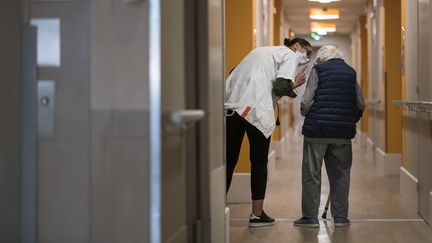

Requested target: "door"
[
  {"left": 161, "top": 0, "right": 226, "bottom": 242},
  {"left": 418, "top": 0, "right": 431, "bottom": 224},
  {"left": 161, "top": 0, "right": 203, "bottom": 242}
]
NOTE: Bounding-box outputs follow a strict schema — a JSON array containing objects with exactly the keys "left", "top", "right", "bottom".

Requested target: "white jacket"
[{"left": 225, "top": 46, "right": 301, "bottom": 138}]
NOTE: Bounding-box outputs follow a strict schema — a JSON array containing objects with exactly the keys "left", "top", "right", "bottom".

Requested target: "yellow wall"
[
  {"left": 384, "top": 0, "right": 402, "bottom": 153},
  {"left": 273, "top": 0, "right": 282, "bottom": 46},
  {"left": 225, "top": 0, "right": 254, "bottom": 77},
  {"left": 226, "top": 0, "right": 285, "bottom": 172},
  {"left": 359, "top": 15, "right": 369, "bottom": 133},
  {"left": 226, "top": 0, "right": 254, "bottom": 172}
]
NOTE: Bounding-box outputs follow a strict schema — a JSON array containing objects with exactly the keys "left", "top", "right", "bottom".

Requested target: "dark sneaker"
[
  {"left": 334, "top": 217, "right": 351, "bottom": 227},
  {"left": 293, "top": 217, "right": 319, "bottom": 228},
  {"left": 249, "top": 211, "right": 275, "bottom": 227}
]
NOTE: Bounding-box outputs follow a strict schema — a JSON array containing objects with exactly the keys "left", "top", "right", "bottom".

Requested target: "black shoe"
[{"left": 248, "top": 211, "right": 275, "bottom": 227}]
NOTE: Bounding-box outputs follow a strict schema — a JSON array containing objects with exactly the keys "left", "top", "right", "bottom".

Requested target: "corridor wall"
[{"left": 365, "top": 0, "right": 402, "bottom": 177}]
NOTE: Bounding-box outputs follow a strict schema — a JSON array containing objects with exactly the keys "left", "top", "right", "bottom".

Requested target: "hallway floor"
[{"left": 228, "top": 132, "right": 432, "bottom": 243}]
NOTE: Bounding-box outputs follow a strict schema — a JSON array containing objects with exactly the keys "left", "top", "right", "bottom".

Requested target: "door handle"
[{"left": 170, "top": 110, "right": 205, "bottom": 126}]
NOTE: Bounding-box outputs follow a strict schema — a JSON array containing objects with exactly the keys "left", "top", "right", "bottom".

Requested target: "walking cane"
[{"left": 322, "top": 194, "right": 331, "bottom": 219}]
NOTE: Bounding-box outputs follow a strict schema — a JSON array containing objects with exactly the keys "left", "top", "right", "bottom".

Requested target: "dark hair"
[{"left": 284, "top": 38, "right": 311, "bottom": 48}]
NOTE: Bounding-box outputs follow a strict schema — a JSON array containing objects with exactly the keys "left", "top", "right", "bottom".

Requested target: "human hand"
[{"left": 294, "top": 66, "right": 307, "bottom": 88}]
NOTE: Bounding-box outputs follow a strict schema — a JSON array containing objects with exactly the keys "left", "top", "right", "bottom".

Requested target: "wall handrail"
[
  {"left": 393, "top": 100, "right": 432, "bottom": 113},
  {"left": 365, "top": 99, "right": 382, "bottom": 107}
]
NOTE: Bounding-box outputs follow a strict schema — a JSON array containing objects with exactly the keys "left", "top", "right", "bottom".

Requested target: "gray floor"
[{"left": 228, "top": 132, "right": 432, "bottom": 243}]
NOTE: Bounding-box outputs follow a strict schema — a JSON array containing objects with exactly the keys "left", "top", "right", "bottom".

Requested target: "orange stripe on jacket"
[{"left": 241, "top": 106, "right": 252, "bottom": 118}]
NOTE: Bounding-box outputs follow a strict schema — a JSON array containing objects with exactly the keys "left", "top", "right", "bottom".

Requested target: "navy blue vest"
[{"left": 302, "top": 58, "right": 358, "bottom": 139}]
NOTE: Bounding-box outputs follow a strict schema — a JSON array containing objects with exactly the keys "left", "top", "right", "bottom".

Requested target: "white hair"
[{"left": 316, "top": 45, "right": 341, "bottom": 63}]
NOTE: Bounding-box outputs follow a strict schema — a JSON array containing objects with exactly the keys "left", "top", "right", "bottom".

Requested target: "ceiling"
[{"left": 282, "top": 0, "right": 368, "bottom": 36}]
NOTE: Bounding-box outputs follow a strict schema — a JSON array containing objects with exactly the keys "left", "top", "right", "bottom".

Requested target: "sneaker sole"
[
  {"left": 248, "top": 221, "right": 276, "bottom": 227},
  {"left": 293, "top": 223, "right": 319, "bottom": 228}
]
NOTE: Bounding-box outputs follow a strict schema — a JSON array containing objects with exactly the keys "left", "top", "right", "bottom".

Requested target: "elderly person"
[{"left": 293, "top": 45, "right": 365, "bottom": 228}]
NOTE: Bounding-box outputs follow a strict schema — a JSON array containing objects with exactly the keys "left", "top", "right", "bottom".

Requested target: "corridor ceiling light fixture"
[
  {"left": 309, "top": 8, "right": 340, "bottom": 20},
  {"left": 316, "top": 30, "right": 328, "bottom": 35},
  {"left": 308, "top": 0, "right": 341, "bottom": 3},
  {"left": 311, "top": 22, "right": 336, "bottom": 33}
]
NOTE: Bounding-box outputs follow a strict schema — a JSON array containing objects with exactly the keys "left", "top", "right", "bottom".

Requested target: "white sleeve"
[{"left": 276, "top": 56, "right": 297, "bottom": 81}]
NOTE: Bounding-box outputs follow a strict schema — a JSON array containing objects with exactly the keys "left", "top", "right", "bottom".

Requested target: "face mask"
[{"left": 296, "top": 51, "right": 311, "bottom": 65}]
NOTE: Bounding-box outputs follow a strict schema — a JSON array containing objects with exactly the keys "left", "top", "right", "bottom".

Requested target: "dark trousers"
[
  {"left": 226, "top": 113, "right": 271, "bottom": 200},
  {"left": 302, "top": 140, "right": 352, "bottom": 218}
]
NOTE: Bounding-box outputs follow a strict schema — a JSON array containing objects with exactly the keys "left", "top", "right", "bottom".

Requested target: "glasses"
[
  {"left": 300, "top": 45, "right": 313, "bottom": 58},
  {"left": 306, "top": 50, "right": 312, "bottom": 59},
  {"left": 303, "top": 47, "right": 312, "bottom": 58}
]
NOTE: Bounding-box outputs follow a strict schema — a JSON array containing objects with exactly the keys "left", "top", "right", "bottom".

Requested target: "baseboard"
[
  {"left": 357, "top": 131, "right": 368, "bottom": 148},
  {"left": 225, "top": 207, "right": 230, "bottom": 243},
  {"left": 429, "top": 192, "right": 432, "bottom": 227},
  {"left": 210, "top": 166, "right": 227, "bottom": 243},
  {"left": 366, "top": 137, "right": 375, "bottom": 163},
  {"left": 227, "top": 150, "right": 276, "bottom": 203},
  {"left": 268, "top": 150, "right": 276, "bottom": 180},
  {"left": 227, "top": 173, "right": 251, "bottom": 203},
  {"left": 281, "top": 132, "right": 290, "bottom": 158},
  {"left": 429, "top": 192, "right": 432, "bottom": 228},
  {"left": 276, "top": 135, "right": 286, "bottom": 159},
  {"left": 375, "top": 147, "right": 401, "bottom": 176},
  {"left": 400, "top": 167, "right": 418, "bottom": 212}
]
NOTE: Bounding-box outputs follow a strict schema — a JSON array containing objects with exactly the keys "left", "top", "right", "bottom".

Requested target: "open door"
[{"left": 161, "top": 0, "right": 226, "bottom": 242}]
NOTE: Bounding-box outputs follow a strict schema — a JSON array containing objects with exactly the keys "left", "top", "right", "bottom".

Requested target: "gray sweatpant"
[{"left": 301, "top": 140, "right": 352, "bottom": 218}]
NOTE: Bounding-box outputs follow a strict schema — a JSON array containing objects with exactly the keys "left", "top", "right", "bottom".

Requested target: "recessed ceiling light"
[
  {"left": 311, "top": 22, "right": 336, "bottom": 33},
  {"left": 309, "top": 8, "right": 340, "bottom": 20},
  {"left": 316, "top": 30, "right": 328, "bottom": 35},
  {"left": 308, "top": 0, "right": 341, "bottom": 3}
]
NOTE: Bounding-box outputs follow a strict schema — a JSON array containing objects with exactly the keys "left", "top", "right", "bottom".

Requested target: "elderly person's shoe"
[
  {"left": 293, "top": 217, "right": 319, "bottom": 228},
  {"left": 334, "top": 217, "right": 351, "bottom": 227}
]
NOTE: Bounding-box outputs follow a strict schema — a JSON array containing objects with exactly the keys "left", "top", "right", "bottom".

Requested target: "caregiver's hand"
[{"left": 294, "top": 66, "right": 307, "bottom": 89}]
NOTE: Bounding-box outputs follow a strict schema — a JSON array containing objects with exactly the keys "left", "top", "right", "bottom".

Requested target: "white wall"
[{"left": 256, "top": 0, "right": 274, "bottom": 47}]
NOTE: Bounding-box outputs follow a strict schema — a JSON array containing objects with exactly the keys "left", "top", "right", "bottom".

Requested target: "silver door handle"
[{"left": 170, "top": 110, "right": 205, "bottom": 125}]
